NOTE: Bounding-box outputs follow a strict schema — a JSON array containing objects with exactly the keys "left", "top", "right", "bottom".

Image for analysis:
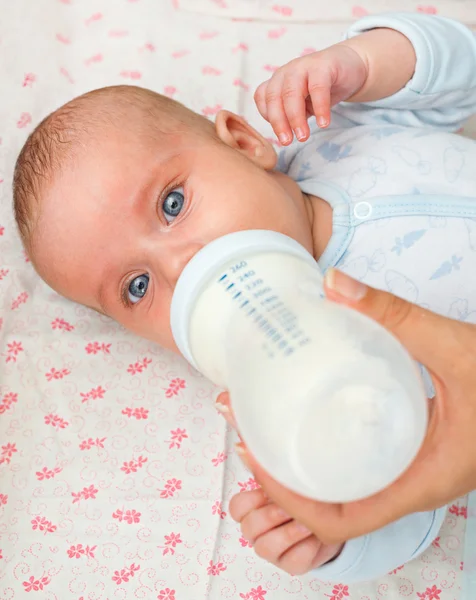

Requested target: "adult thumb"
[{"left": 323, "top": 268, "right": 465, "bottom": 374}]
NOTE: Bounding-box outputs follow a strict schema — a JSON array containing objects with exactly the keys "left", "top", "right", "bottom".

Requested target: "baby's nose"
[{"left": 163, "top": 242, "right": 203, "bottom": 287}]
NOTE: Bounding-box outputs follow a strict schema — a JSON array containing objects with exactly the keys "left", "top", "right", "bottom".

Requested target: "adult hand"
[{"left": 218, "top": 268, "right": 476, "bottom": 545}]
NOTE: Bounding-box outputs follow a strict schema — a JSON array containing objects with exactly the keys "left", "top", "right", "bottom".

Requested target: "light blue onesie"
[{"left": 276, "top": 12, "right": 476, "bottom": 584}]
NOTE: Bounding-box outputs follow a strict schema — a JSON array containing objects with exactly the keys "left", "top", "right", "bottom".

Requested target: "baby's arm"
[{"left": 256, "top": 13, "right": 476, "bottom": 143}]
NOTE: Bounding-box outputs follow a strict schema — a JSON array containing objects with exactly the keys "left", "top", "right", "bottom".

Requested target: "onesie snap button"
[{"left": 353, "top": 201, "right": 372, "bottom": 220}]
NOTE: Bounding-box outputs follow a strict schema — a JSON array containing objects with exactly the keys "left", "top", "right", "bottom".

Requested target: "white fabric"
[
  {"left": 179, "top": 0, "right": 476, "bottom": 24},
  {"left": 0, "top": 2, "right": 471, "bottom": 599}
]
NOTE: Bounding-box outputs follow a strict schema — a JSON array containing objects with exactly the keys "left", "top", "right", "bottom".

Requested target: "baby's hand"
[
  {"left": 254, "top": 43, "right": 368, "bottom": 145},
  {"left": 215, "top": 392, "right": 343, "bottom": 575},
  {"left": 230, "top": 488, "right": 343, "bottom": 575}
]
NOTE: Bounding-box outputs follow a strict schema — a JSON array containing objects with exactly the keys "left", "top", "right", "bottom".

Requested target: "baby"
[{"left": 12, "top": 11, "right": 476, "bottom": 583}]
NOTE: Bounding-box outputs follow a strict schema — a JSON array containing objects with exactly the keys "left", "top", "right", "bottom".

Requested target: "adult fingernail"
[
  {"left": 215, "top": 401, "right": 230, "bottom": 414},
  {"left": 295, "top": 127, "right": 306, "bottom": 141},
  {"left": 325, "top": 268, "right": 367, "bottom": 301},
  {"left": 235, "top": 442, "right": 247, "bottom": 456},
  {"left": 278, "top": 133, "right": 291, "bottom": 145}
]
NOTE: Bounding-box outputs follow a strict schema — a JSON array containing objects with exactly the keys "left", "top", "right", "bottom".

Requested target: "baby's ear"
[{"left": 215, "top": 110, "right": 277, "bottom": 170}]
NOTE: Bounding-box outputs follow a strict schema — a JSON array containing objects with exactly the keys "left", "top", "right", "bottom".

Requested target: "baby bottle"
[{"left": 170, "top": 230, "right": 428, "bottom": 502}]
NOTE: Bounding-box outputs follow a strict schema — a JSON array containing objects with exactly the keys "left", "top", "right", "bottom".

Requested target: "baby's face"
[{"left": 35, "top": 111, "right": 314, "bottom": 352}]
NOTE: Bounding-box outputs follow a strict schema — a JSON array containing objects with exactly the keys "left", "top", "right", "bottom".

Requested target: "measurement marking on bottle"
[
  {"left": 233, "top": 291, "right": 242, "bottom": 300},
  {"left": 218, "top": 274, "right": 227, "bottom": 282},
  {"left": 226, "top": 283, "right": 235, "bottom": 291},
  {"left": 241, "top": 300, "right": 249, "bottom": 309}
]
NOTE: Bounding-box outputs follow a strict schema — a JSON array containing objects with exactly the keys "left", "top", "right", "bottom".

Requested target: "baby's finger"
[
  {"left": 276, "top": 535, "right": 326, "bottom": 575},
  {"left": 281, "top": 72, "right": 310, "bottom": 141},
  {"left": 264, "top": 73, "right": 293, "bottom": 145},
  {"left": 253, "top": 521, "right": 316, "bottom": 572},
  {"left": 240, "top": 503, "right": 292, "bottom": 544},
  {"left": 308, "top": 69, "right": 332, "bottom": 128},
  {"left": 254, "top": 81, "right": 269, "bottom": 122},
  {"left": 229, "top": 489, "right": 267, "bottom": 523}
]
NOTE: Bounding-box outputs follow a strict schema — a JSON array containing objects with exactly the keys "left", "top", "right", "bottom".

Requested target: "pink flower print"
[
  {"left": 0, "top": 442, "right": 17, "bottom": 464},
  {"left": 112, "top": 563, "right": 140, "bottom": 584},
  {"left": 239, "top": 586, "right": 267, "bottom": 600},
  {"left": 202, "top": 104, "right": 222, "bottom": 117},
  {"left": 22, "top": 575, "right": 50, "bottom": 592},
  {"left": 0, "top": 493, "right": 8, "bottom": 505},
  {"left": 79, "top": 437, "right": 105, "bottom": 450},
  {"left": 238, "top": 477, "right": 260, "bottom": 492},
  {"left": 239, "top": 536, "right": 252, "bottom": 548},
  {"left": 0, "top": 549, "right": 3, "bottom": 559},
  {"left": 326, "top": 584, "right": 349, "bottom": 600},
  {"left": 417, "top": 585, "right": 442, "bottom": 600},
  {"left": 80, "top": 385, "right": 106, "bottom": 403},
  {"left": 85, "top": 341, "right": 111, "bottom": 355},
  {"left": 44, "top": 413, "right": 69, "bottom": 429},
  {"left": 432, "top": 536, "right": 440, "bottom": 548},
  {"left": 165, "top": 378, "right": 186, "bottom": 398},
  {"left": 71, "top": 485, "right": 98, "bottom": 503},
  {"left": 160, "top": 532, "right": 182, "bottom": 556},
  {"left": 207, "top": 560, "right": 227, "bottom": 576},
  {"left": 112, "top": 509, "right": 124, "bottom": 522},
  {"left": 449, "top": 504, "right": 468, "bottom": 518},
  {"left": 389, "top": 564, "right": 404, "bottom": 575},
  {"left": 31, "top": 516, "right": 56, "bottom": 534},
  {"left": 51, "top": 317, "right": 74, "bottom": 332},
  {"left": 417, "top": 5, "right": 437, "bottom": 14},
  {"left": 0, "top": 225, "right": 4, "bottom": 235},
  {"left": 212, "top": 452, "right": 227, "bottom": 467},
  {"left": 168, "top": 428, "right": 188, "bottom": 449},
  {"left": 35, "top": 466, "right": 61, "bottom": 480},
  {"left": 268, "top": 27, "right": 287, "bottom": 40},
  {"left": 0, "top": 268, "right": 9, "bottom": 281},
  {"left": 67, "top": 544, "right": 86, "bottom": 559},
  {"left": 0, "top": 392, "right": 18, "bottom": 412},
  {"left": 85, "top": 545, "right": 96, "bottom": 558},
  {"left": 120, "top": 455, "right": 148, "bottom": 474},
  {"left": 45, "top": 367, "right": 70, "bottom": 382},
  {"left": 4, "top": 341, "right": 23, "bottom": 363},
  {"left": 17, "top": 113, "right": 32, "bottom": 129},
  {"left": 233, "top": 42, "right": 248, "bottom": 52},
  {"left": 85, "top": 12, "right": 102, "bottom": 25},
  {"left": 124, "top": 509, "right": 141, "bottom": 524},
  {"left": 84, "top": 53, "right": 103, "bottom": 67},
  {"left": 212, "top": 500, "right": 227, "bottom": 519},
  {"left": 120, "top": 70, "right": 142, "bottom": 80},
  {"left": 164, "top": 86, "right": 176, "bottom": 97},
  {"left": 201, "top": 66, "right": 222, "bottom": 76},
  {"left": 351, "top": 5, "right": 369, "bottom": 18},
  {"left": 11, "top": 291, "right": 28, "bottom": 309},
  {"left": 233, "top": 78, "right": 249, "bottom": 91},
  {"left": 22, "top": 73, "right": 36, "bottom": 87},
  {"left": 272, "top": 4, "right": 292, "bottom": 16},
  {"left": 127, "top": 357, "right": 151, "bottom": 374},
  {"left": 82, "top": 484, "right": 98, "bottom": 499},
  {"left": 158, "top": 589, "right": 176, "bottom": 600},
  {"left": 171, "top": 49, "right": 190, "bottom": 59},
  {"left": 159, "top": 478, "right": 182, "bottom": 499}
]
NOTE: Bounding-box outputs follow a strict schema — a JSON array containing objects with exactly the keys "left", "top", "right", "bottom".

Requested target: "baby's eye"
[
  {"left": 128, "top": 274, "right": 149, "bottom": 304},
  {"left": 162, "top": 187, "right": 185, "bottom": 223}
]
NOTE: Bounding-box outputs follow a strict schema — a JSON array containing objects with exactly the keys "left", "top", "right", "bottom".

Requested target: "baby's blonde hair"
[{"left": 13, "top": 85, "right": 215, "bottom": 255}]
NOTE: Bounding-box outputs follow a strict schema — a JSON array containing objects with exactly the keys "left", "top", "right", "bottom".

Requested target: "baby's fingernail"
[
  {"left": 317, "top": 116, "right": 328, "bottom": 128},
  {"left": 278, "top": 132, "right": 291, "bottom": 145},
  {"left": 295, "top": 522, "right": 312, "bottom": 535},
  {"left": 325, "top": 268, "right": 367, "bottom": 301},
  {"left": 215, "top": 401, "right": 230, "bottom": 414},
  {"left": 295, "top": 127, "right": 306, "bottom": 141}
]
